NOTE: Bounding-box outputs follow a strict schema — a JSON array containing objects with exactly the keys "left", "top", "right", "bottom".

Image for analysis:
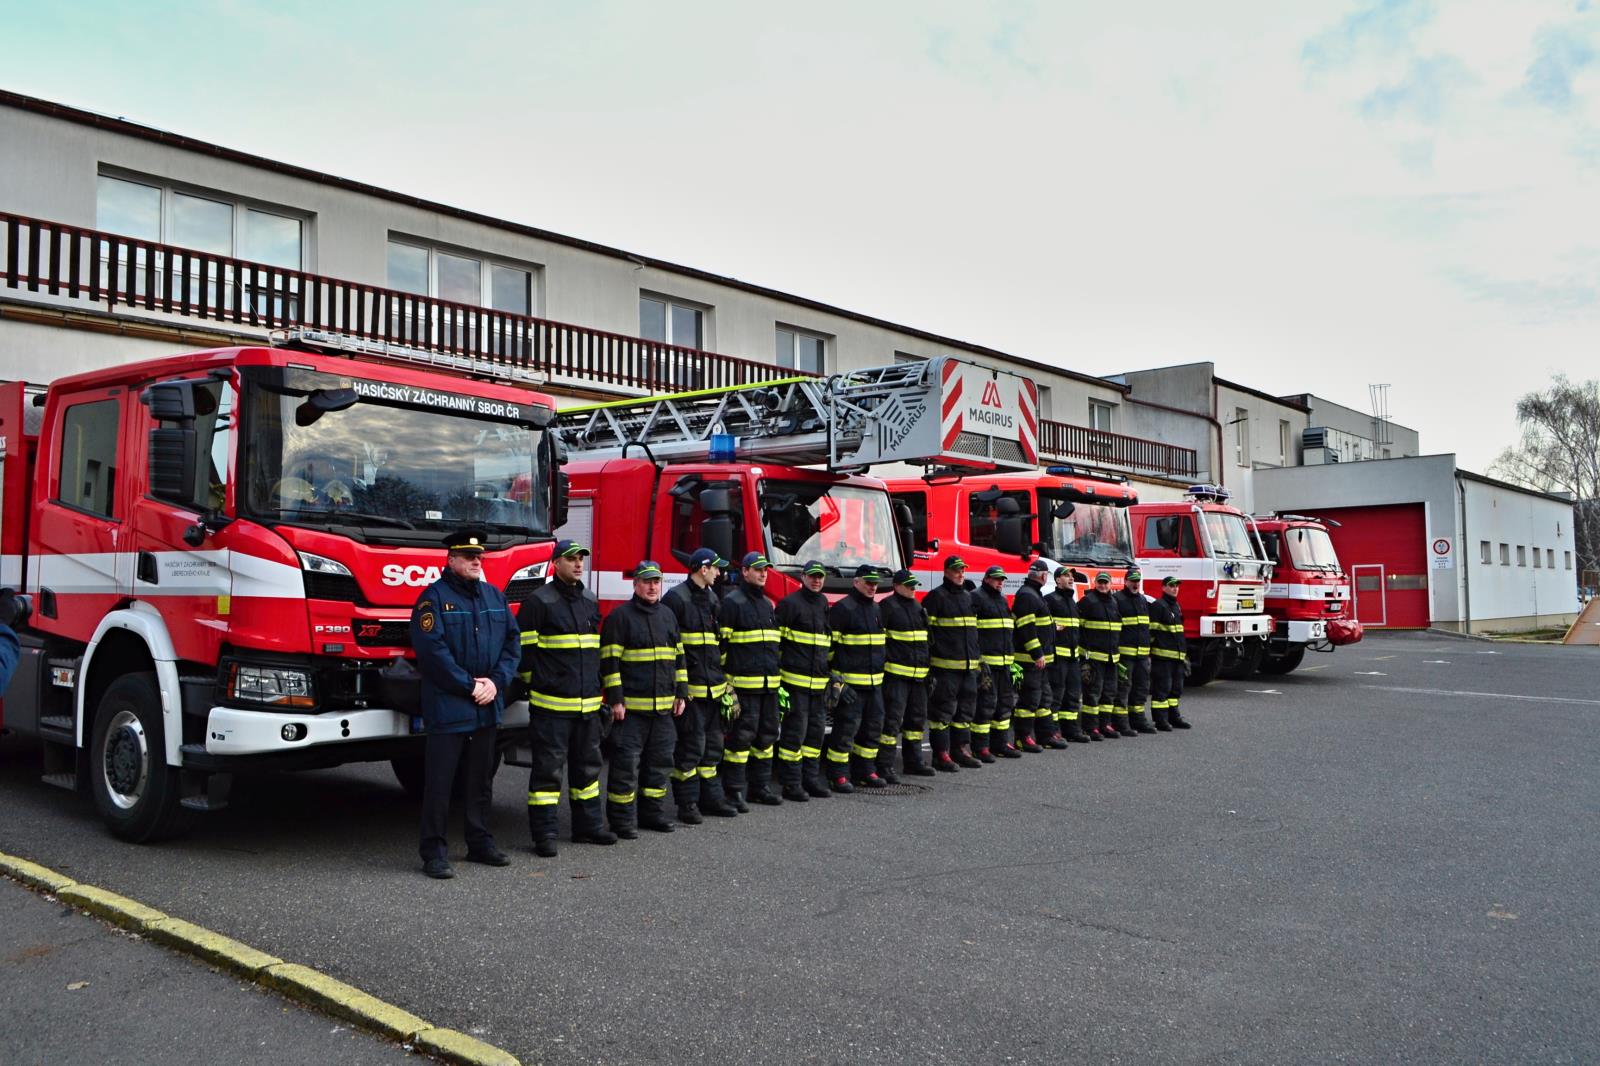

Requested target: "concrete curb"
[{"left": 0, "top": 851, "right": 521, "bottom": 1066}]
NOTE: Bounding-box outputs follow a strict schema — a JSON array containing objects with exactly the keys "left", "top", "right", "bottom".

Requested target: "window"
[
  {"left": 384, "top": 240, "right": 533, "bottom": 314},
  {"left": 1036, "top": 385, "right": 1054, "bottom": 422},
  {"left": 775, "top": 327, "right": 826, "bottom": 375},
  {"left": 1480, "top": 541, "right": 1491, "bottom": 564},
  {"left": 1500, "top": 543, "right": 1509, "bottom": 565},
  {"left": 893, "top": 351, "right": 926, "bottom": 364},
  {"left": 640, "top": 294, "right": 707, "bottom": 388},
  {"left": 1234, "top": 408, "right": 1250, "bottom": 467},
  {"left": 1566, "top": 551, "right": 1573, "bottom": 570},
  {"left": 1088, "top": 400, "right": 1114, "bottom": 432},
  {"left": 891, "top": 490, "right": 931, "bottom": 551},
  {"left": 669, "top": 479, "right": 748, "bottom": 561},
  {"left": 57, "top": 399, "right": 120, "bottom": 517},
  {"left": 1278, "top": 420, "right": 1291, "bottom": 466},
  {"left": 1548, "top": 548, "right": 1556, "bottom": 569},
  {"left": 97, "top": 174, "right": 304, "bottom": 269},
  {"left": 967, "top": 490, "right": 1030, "bottom": 549},
  {"left": 1534, "top": 548, "right": 1542, "bottom": 568},
  {"left": 1142, "top": 515, "right": 1199, "bottom": 558},
  {"left": 1517, "top": 546, "right": 1527, "bottom": 566}
]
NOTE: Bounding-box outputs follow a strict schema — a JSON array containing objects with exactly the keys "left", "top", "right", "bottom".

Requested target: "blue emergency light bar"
[
  {"left": 709, "top": 433, "right": 738, "bottom": 462},
  {"left": 1185, "top": 484, "right": 1231, "bottom": 502},
  {"left": 1046, "top": 464, "right": 1129, "bottom": 484}
]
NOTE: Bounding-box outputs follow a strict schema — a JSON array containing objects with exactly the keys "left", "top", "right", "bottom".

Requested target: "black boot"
[
  {"left": 779, "top": 757, "right": 809, "bottom": 802},
  {"left": 876, "top": 750, "right": 903, "bottom": 785},
  {"left": 1060, "top": 716, "right": 1090, "bottom": 744},
  {"left": 902, "top": 738, "right": 936, "bottom": 777},
  {"left": 1130, "top": 708, "right": 1158, "bottom": 734},
  {"left": 930, "top": 728, "right": 959, "bottom": 772},
  {"left": 700, "top": 773, "right": 739, "bottom": 817},
  {"left": 1152, "top": 704, "right": 1173, "bottom": 732},
  {"left": 853, "top": 754, "right": 887, "bottom": 788},
  {"left": 802, "top": 758, "right": 832, "bottom": 798},
  {"left": 1169, "top": 705, "right": 1192, "bottom": 729},
  {"left": 673, "top": 778, "right": 703, "bottom": 823},
  {"left": 747, "top": 759, "right": 782, "bottom": 805},
  {"left": 954, "top": 742, "right": 983, "bottom": 769}
]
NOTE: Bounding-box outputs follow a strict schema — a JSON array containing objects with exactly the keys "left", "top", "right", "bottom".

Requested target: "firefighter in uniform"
[
  {"left": 1008, "top": 559, "right": 1053, "bottom": 756},
  {"left": 1045, "top": 565, "right": 1087, "bottom": 745},
  {"left": 924, "top": 556, "right": 982, "bottom": 772},
  {"left": 971, "top": 565, "right": 1015, "bottom": 763},
  {"left": 600, "top": 560, "right": 689, "bottom": 838},
  {"left": 409, "top": 528, "right": 519, "bottom": 879},
  {"left": 1148, "top": 576, "right": 1191, "bottom": 730},
  {"left": 664, "top": 548, "right": 739, "bottom": 822},
  {"left": 720, "top": 552, "right": 784, "bottom": 809},
  {"left": 1077, "top": 571, "right": 1122, "bottom": 741},
  {"left": 879, "top": 568, "right": 933, "bottom": 778},
  {"left": 518, "top": 539, "right": 614, "bottom": 857},
  {"left": 1113, "top": 568, "right": 1157, "bottom": 735},
  {"left": 831, "top": 565, "right": 889, "bottom": 789},
  {"left": 775, "top": 560, "right": 833, "bottom": 802}
]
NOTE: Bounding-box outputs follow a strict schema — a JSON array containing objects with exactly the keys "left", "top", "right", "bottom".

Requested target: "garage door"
[{"left": 1301, "top": 504, "right": 1430, "bottom": 629}]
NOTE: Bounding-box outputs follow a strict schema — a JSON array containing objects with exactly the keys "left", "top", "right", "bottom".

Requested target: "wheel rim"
[{"left": 101, "top": 709, "right": 150, "bottom": 811}]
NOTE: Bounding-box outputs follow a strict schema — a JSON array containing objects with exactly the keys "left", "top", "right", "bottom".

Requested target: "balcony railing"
[
  {"left": 1038, "top": 419, "right": 1198, "bottom": 480},
  {"left": 0, "top": 212, "right": 796, "bottom": 393}
]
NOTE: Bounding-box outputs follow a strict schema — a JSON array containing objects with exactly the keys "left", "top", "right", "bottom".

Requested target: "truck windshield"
[
  {"left": 239, "top": 368, "right": 549, "bottom": 539},
  {"left": 761, "top": 481, "right": 903, "bottom": 574},
  {"left": 1037, "top": 492, "right": 1134, "bottom": 566},
  {"left": 1202, "top": 511, "right": 1259, "bottom": 559},
  {"left": 1284, "top": 526, "right": 1341, "bottom": 570}
]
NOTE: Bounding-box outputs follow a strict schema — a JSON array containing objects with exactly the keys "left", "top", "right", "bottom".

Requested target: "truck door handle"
[{"left": 137, "top": 551, "right": 158, "bottom": 585}]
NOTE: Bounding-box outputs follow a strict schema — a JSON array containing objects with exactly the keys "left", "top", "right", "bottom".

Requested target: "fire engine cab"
[
  {"left": 1130, "top": 485, "right": 1272, "bottom": 685},
  {"left": 885, "top": 465, "right": 1138, "bottom": 594},
  {"left": 1252, "top": 513, "right": 1361, "bottom": 674},
  {"left": 0, "top": 331, "right": 563, "bottom": 841},
  {"left": 554, "top": 357, "right": 1039, "bottom": 606}
]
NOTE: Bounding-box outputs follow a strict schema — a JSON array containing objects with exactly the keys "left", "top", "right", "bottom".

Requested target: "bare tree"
[{"left": 1491, "top": 375, "right": 1600, "bottom": 584}]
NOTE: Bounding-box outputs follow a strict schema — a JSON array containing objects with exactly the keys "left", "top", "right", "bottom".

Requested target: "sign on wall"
[{"left": 1430, "top": 537, "right": 1453, "bottom": 570}]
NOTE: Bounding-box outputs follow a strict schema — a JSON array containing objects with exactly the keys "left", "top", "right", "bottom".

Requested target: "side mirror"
[
  {"left": 892, "top": 501, "right": 916, "bottom": 567},
  {"left": 141, "top": 382, "right": 195, "bottom": 423},
  {"left": 295, "top": 387, "right": 360, "bottom": 427},
  {"left": 1155, "top": 518, "right": 1181, "bottom": 551},
  {"left": 996, "top": 514, "right": 1026, "bottom": 556},
  {"left": 700, "top": 487, "right": 733, "bottom": 515},
  {"left": 542, "top": 432, "right": 569, "bottom": 531},
  {"left": 148, "top": 427, "right": 197, "bottom": 503},
  {"left": 702, "top": 515, "right": 736, "bottom": 568}
]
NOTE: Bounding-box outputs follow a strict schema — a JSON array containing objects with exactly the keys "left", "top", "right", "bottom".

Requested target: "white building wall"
[{"left": 1459, "top": 477, "right": 1579, "bottom": 626}]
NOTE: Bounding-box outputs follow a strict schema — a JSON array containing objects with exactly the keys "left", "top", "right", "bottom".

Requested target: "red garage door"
[{"left": 1300, "top": 504, "right": 1430, "bottom": 629}]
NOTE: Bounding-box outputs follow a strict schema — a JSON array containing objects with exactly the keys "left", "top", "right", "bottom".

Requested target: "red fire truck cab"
[
  {"left": 885, "top": 465, "right": 1138, "bottom": 594},
  {"left": 1252, "top": 514, "right": 1359, "bottom": 674},
  {"left": 1130, "top": 486, "right": 1273, "bottom": 684},
  {"left": 0, "top": 336, "right": 562, "bottom": 841}
]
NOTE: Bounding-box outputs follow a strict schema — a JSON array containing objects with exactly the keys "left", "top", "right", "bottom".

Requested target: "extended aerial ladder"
[{"left": 556, "top": 355, "right": 1040, "bottom": 472}]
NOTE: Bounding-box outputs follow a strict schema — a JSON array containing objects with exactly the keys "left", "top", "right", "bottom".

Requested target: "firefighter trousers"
[
  {"left": 822, "top": 684, "right": 864, "bottom": 781},
  {"left": 847, "top": 684, "right": 886, "bottom": 781},
  {"left": 607, "top": 710, "right": 676, "bottom": 830},
  {"left": 1008, "top": 663, "right": 1042, "bottom": 749},
  {"left": 1151, "top": 658, "right": 1185, "bottom": 722},
  {"left": 1115, "top": 654, "right": 1151, "bottom": 724},
  {"left": 1048, "top": 653, "right": 1081, "bottom": 733},
  {"left": 1081, "top": 658, "right": 1118, "bottom": 729},
  {"left": 527, "top": 712, "right": 604, "bottom": 842},
  {"left": 671, "top": 696, "right": 728, "bottom": 812},
  {"left": 927, "top": 668, "right": 977, "bottom": 759},
  {"left": 419, "top": 724, "right": 498, "bottom": 862},
  {"left": 777, "top": 685, "right": 828, "bottom": 789},
  {"left": 881, "top": 674, "right": 927, "bottom": 772},
  {"left": 723, "top": 688, "right": 780, "bottom": 798}
]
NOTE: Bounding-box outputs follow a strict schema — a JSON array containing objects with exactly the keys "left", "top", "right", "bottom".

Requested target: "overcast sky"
[{"left": 4, "top": 0, "right": 1596, "bottom": 470}]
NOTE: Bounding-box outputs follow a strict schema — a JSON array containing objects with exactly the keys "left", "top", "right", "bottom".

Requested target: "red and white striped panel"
[
  {"left": 940, "top": 359, "right": 964, "bottom": 453},
  {"left": 1019, "top": 378, "right": 1038, "bottom": 464}
]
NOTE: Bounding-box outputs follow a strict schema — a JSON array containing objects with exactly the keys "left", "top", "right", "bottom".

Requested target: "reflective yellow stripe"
[
  {"left": 519, "top": 631, "right": 539, "bottom": 646},
  {"left": 697, "top": 766, "right": 719, "bottom": 778},
  {"left": 687, "top": 681, "right": 729, "bottom": 698},
  {"left": 570, "top": 781, "right": 600, "bottom": 800},
  {"left": 885, "top": 629, "right": 926, "bottom": 641},
  {"left": 927, "top": 722, "right": 948, "bottom": 731},
  {"left": 981, "top": 654, "right": 1009, "bottom": 666},
  {"left": 527, "top": 790, "right": 559, "bottom": 806},
  {"left": 992, "top": 718, "right": 1010, "bottom": 730},
  {"left": 751, "top": 745, "right": 774, "bottom": 759},
  {"left": 681, "top": 631, "right": 720, "bottom": 644},
  {"left": 642, "top": 786, "right": 668, "bottom": 799},
  {"left": 670, "top": 769, "right": 696, "bottom": 781},
  {"left": 1014, "top": 613, "right": 1038, "bottom": 626},
  {"left": 833, "top": 632, "right": 885, "bottom": 645},
  {"left": 722, "top": 628, "right": 781, "bottom": 643},
  {"left": 976, "top": 618, "right": 1012, "bottom": 629},
  {"left": 779, "top": 627, "right": 830, "bottom": 646},
  {"left": 826, "top": 749, "right": 850, "bottom": 763},
  {"left": 1082, "top": 620, "right": 1119, "bottom": 631},
  {"left": 780, "top": 670, "right": 830, "bottom": 690},
  {"left": 930, "top": 657, "right": 975, "bottom": 670},
  {"left": 851, "top": 743, "right": 877, "bottom": 758},
  {"left": 616, "top": 646, "right": 678, "bottom": 661},
  {"left": 1055, "top": 617, "right": 1081, "bottom": 627},
  {"left": 878, "top": 734, "right": 898, "bottom": 746},
  {"left": 608, "top": 791, "right": 636, "bottom": 805},
  {"left": 838, "top": 672, "right": 884, "bottom": 685},
  {"left": 1084, "top": 651, "right": 1113, "bottom": 663},
  {"left": 1153, "top": 648, "right": 1187, "bottom": 660},
  {"left": 885, "top": 663, "right": 929, "bottom": 678},
  {"left": 722, "top": 749, "right": 749, "bottom": 764},
  {"left": 624, "top": 694, "right": 678, "bottom": 711},
  {"left": 539, "top": 633, "right": 601, "bottom": 648},
  {"left": 778, "top": 747, "right": 803, "bottom": 762},
  {"left": 602, "top": 673, "right": 623, "bottom": 687},
  {"left": 928, "top": 616, "right": 977, "bottom": 626},
  {"left": 903, "top": 730, "right": 924, "bottom": 741},
  {"left": 727, "top": 674, "right": 780, "bottom": 688},
  {"left": 800, "top": 745, "right": 824, "bottom": 758},
  {"left": 530, "top": 692, "right": 605, "bottom": 713}
]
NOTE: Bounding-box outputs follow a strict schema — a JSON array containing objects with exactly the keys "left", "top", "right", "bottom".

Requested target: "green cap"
[
  {"left": 984, "top": 565, "right": 1007, "bottom": 579},
  {"left": 634, "top": 560, "right": 663, "bottom": 579},
  {"left": 1053, "top": 565, "right": 1072, "bottom": 579},
  {"left": 1126, "top": 568, "right": 1142, "bottom": 581},
  {"left": 802, "top": 559, "right": 827, "bottom": 577},
  {"left": 1095, "top": 571, "right": 1112, "bottom": 582}
]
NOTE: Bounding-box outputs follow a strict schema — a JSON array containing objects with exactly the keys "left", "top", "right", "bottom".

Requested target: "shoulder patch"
[
  {"left": 416, "top": 600, "right": 434, "bottom": 613},
  {"left": 419, "top": 611, "right": 437, "bottom": 633}
]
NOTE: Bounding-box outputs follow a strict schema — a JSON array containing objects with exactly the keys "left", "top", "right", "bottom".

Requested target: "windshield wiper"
[{"left": 290, "top": 509, "right": 417, "bottom": 530}]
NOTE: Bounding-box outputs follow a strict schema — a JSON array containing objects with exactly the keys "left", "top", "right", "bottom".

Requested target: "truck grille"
[
  {"left": 304, "top": 572, "right": 372, "bottom": 606},
  {"left": 504, "top": 577, "right": 541, "bottom": 603}
]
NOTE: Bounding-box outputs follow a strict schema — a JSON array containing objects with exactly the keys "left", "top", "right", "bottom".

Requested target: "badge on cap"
[
  {"left": 634, "top": 560, "right": 663, "bottom": 579},
  {"left": 554, "top": 539, "right": 591, "bottom": 558},
  {"left": 741, "top": 551, "right": 770, "bottom": 570},
  {"left": 892, "top": 568, "right": 919, "bottom": 587},
  {"left": 803, "top": 560, "right": 828, "bottom": 577}
]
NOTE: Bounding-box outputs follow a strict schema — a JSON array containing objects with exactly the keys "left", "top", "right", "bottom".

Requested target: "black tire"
[
  {"left": 1186, "top": 644, "right": 1221, "bottom": 687},
  {"left": 1219, "top": 638, "right": 1266, "bottom": 680},
  {"left": 1259, "top": 644, "right": 1307, "bottom": 676},
  {"left": 89, "top": 672, "right": 193, "bottom": 843}
]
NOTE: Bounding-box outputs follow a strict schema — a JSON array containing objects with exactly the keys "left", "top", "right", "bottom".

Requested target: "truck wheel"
[
  {"left": 1260, "top": 645, "right": 1307, "bottom": 676},
  {"left": 90, "top": 673, "right": 192, "bottom": 843},
  {"left": 1219, "top": 638, "right": 1265, "bottom": 680},
  {"left": 1186, "top": 645, "right": 1222, "bottom": 687}
]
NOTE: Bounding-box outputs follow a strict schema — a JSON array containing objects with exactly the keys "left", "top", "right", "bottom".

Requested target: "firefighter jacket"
[
  {"left": 1045, "top": 586, "right": 1080, "bottom": 658},
  {"left": 1012, "top": 576, "right": 1054, "bottom": 664},
  {"left": 516, "top": 576, "right": 603, "bottom": 714},
  {"left": 973, "top": 583, "right": 1015, "bottom": 668},
  {"left": 924, "top": 577, "right": 980, "bottom": 671},
  {"left": 829, "top": 587, "right": 886, "bottom": 686},
  {"left": 1077, "top": 588, "right": 1122, "bottom": 663},
  {"left": 879, "top": 592, "right": 929, "bottom": 680},
  {"left": 1149, "top": 593, "right": 1187, "bottom": 661},
  {"left": 664, "top": 580, "right": 725, "bottom": 699},
  {"left": 410, "top": 571, "right": 521, "bottom": 734},
  {"left": 601, "top": 595, "right": 689, "bottom": 713},
  {"left": 720, "top": 579, "right": 781, "bottom": 692},
  {"left": 776, "top": 587, "right": 832, "bottom": 691},
  {"left": 1112, "top": 587, "right": 1151, "bottom": 658}
]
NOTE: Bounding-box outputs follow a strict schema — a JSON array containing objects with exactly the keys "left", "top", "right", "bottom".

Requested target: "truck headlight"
[
  {"left": 509, "top": 562, "right": 549, "bottom": 582},
  {"left": 228, "top": 662, "right": 315, "bottom": 708},
  {"left": 298, "top": 552, "right": 353, "bottom": 577}
]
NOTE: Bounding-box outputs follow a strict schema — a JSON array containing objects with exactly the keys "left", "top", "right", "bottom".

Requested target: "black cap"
[
  {"left": 984, "top": 565, "right": 1007, "bottom": 580},
  {"left": 1028, "top": 559, "right": 1050, "bottom": 573},
  {"left": 891, "top": 568, "right": 919, "bottom": 588},
  {"left": 854, "top": 565, "right": 883, "bottom": 583},
  {"left": 687, "top": 547, "right": 726, "bottom": 569},
  {"left": 1053, "top": 565, "right": 1072, "bottom": 579},
  {"left": 444, "top": 527, "right": 489, "bottom": 554},
  {"left": 553, "top": 539, "right": 590, "bottom": 558},
  {"left": 1163, "top": 576, "right": 1181, "bottom": 588},
  {"left": 943, "top": 555, "right": 968, "bottom": 571},
  {"left": 802, "top": 560, "right": 828, "bottom": 577},
  {"left": 634, "top": 560, "right": 663, "bottom": 579}
]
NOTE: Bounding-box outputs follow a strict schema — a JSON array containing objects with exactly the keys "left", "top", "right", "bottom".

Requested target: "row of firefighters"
[{"left": 407, "top": 530, "right": 1191, "bottom": 875}]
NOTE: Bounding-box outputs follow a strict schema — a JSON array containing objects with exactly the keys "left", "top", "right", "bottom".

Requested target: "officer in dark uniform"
[
  {"left": 971, "top": 564, "right": 1015, "bottom": 763},
  {"left": 1045, "top": 566, "right": 1088, "bottom": 744},
  {"left": 924, "top": 556, "right": 981, "bottom": 772},
  {"left": 601, "top": 560, "right": 688, "bottom": 838},
  {"left": 663, "top": 548, "right": 739, "bottom": 822},
  {"left": 1113, "top": 568, "right": 1157, "bottom": 735},
  {"left": 409, "top": 528, "right": 521, "bottom": 879},
  {"left": 775, "top": 559, "right": 833, "bottom": 802},
  {"left": 1009, "top": 558, "right": 1053, "bottom": 756},
  {"left": 518, "top": 539, "right": 614, "bottom": 857},
  {"left": 1148, "top": 576, "right": 1191, "bottom": 730},
  {"left": 831, "top": 565, "right": 888, "bottom": 789},
  {"left": 720, "top": 551, "right": 783, "bottom": 809},
  {"left": 1077, "top": 571, "right": 1122, "bottom": 741},
  {"left": 879, "top": 568, "right": 933, "bottom": 779}
]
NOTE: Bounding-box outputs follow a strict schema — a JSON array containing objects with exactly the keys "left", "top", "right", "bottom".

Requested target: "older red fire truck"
[
  {"left": 0, "top": 331, "right": 562, "bottom": 840},
  {"left": 553, "top": 357, "right": 1040, "bottom": 605},
  {"left": 1252, "top": 513, "right": 1361, "bottom": 674},
  {"left": 1130, "top": 486, "right": 1273, "bottom": 685}
]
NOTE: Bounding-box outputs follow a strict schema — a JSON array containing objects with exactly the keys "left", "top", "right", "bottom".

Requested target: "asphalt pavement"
[{"left": 2, "top": 632, "right": 1597, "bottom": 1065}]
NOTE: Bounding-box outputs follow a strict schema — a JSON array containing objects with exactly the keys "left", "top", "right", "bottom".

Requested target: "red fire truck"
[
  {"left": 0, "top": 331, "right": 563, "bottom": 841},
  {"left": 1252, "top": 513, "right": 1361, "bottom": 674},
  {"left": 884, "top": 465, "right": 1138, "bottom": 594},
  {"left": 1130, "top": 486, "right": 1273, "bottom": 685},
  {"left": 553, "top": 358, "right": 1040, "bottom": 605}
]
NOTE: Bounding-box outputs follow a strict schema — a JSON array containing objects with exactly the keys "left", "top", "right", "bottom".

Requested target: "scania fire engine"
[
  {"left": 552, "top": 357, "right": 1040, "bottom": 606},
  {"left": 1252, "top": 513, "right": 1362, "bottom": 674},
  {"left": 1130, "top": 486, "right": 1272, "bottom": 685},
  {"left": 0, "top": 331, "right": 563, "bottom": 841},
  {"left": 884, "top": 465, "right": 1138, "bottom": 594}
]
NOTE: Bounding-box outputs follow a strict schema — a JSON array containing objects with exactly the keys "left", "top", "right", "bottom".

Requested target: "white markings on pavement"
[
  {"left": 1487, "top": 908, "right": 1519, "bottom": 920},
  {"left": 1360, "top": 685, "right": 1600, "bottom": 707},
  {"left": 1423, "top": 660, "right": 1452, "bottom": 664},
  {"left": 1476, "top": 650, "right": 1500, "bottom": 655},
  {"left": 1301, "top": 665, "right": 1329, "bottom": 672},
  {"left": 1372, "top": 655, "right": 1397, "bottom": 661},
  {"left": 1246, "top": 689, "right": 1283, "bottom": 695},
  {"left": 1354, "top": 671, "right": 1388, "bottom": 676}
]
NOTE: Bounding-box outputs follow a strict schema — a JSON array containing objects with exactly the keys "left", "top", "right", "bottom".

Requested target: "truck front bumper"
[
  {"left": 1278, "top": 619, "right": 1328, "bottom": 643},
  {"left": 203, "top": 700, "right": 532, "bottom": 756},
  {"left": 1197, "top": 614, "right": 1272, "bottom": 638}
]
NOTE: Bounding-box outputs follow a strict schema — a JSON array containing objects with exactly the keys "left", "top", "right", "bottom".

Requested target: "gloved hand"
[
  {"left": 1182, "top": 659, "right": 1192, "bottom": 678},
  {"left": 0, "top": 589, "right": 26, "bottom": 630},
  {"left": 977, "top": 668, "right": 994, "bottom": 693},
  {"left": 1117, "top": 660, "right": 1129, "bottom": 681},
  {"left": 721, "top": 689, "right": 742, "bottom": 721},
  {"left": 1008, "top": 662, "right": 1024, "bottom": 685},
  {"left": 777, "top": 686, "right": 791, "bottom": 714}
]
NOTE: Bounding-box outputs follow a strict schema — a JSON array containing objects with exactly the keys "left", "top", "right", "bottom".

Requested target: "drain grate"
[{"left": 855, "top": 782, "right": 933, "bottom": 797}]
